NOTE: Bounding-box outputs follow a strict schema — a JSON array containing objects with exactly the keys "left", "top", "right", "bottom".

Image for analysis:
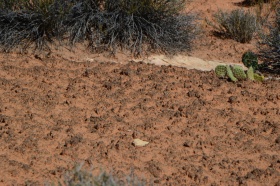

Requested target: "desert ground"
[{"left": 0, "top": 0, "right": 279, "bottom": 185}]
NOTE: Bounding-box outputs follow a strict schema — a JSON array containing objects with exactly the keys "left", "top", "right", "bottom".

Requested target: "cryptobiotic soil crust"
[{"left": 0, "top": 53, "right": 279, "bottom": 185}]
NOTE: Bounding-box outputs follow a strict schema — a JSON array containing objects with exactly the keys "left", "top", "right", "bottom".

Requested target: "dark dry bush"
[
  {"left": 0, "top": 0, "right": 198, "bottom": 55},
  {"left": 0, "top": 11, "right": 51, "bottom": 51},
  {"left": 258, "top": 5, "right": 280, "bottom": 74},
  {"left": 239, "top": 0, "right": 273, "bottom": 6},
  {"left": 64, "top": 0, "right": 198, "bottom": 55},
  {"left": 63, "top": 0, "right": 106, "bottom": 46},
  {"left": 0, "top": 0, "right": 71, "bottom": 51},
  {"left": 208, "top": 9, "right": 258, "bottom": 43},
  {"left": 0, "top": 0, "right": 29, "bottom": 10}
]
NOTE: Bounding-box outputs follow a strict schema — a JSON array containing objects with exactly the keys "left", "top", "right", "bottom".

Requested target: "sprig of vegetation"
[{"left": 56, "top": 163, "right": 149, "bottom": 186}]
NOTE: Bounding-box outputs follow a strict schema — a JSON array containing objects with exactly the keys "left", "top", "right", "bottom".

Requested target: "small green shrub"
[
  {"left": 242, "top": 51, "right": 259, "bottom": 70},
  {"left": 208, "top": 9, "right": 258, "bottom": 43}
]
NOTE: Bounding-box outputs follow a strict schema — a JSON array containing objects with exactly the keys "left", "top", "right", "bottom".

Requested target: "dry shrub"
[
  {"left": 0, "top": 0, "right": 69, "bottom": 51},
  {"left": 64, "top": 0, "right": 198, "bottom": 55},
  {"left": 0, "top": 0, "right": 199, "bottom": 55},
  {"left": 57, "top": 163, "right": 149, "bottom": 186},
  {"left": 258, "top": 5, "right": 280, "bottom": 74},
  {"left": 207, "top": 9, "right": 258, "bottom": 43}
]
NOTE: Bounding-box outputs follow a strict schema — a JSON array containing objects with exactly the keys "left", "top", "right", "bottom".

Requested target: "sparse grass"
[
  {"left": 207, "top": 9, "right": 258, "bottom": 43},
  {"left": 50, "top": 163, "right": 151, "bottom": 186}
]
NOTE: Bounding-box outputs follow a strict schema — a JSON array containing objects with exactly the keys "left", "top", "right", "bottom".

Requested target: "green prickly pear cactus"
[
  {"left": 242, "top": 51, "right": 259, "bottom": 71},
  {"left": 253, "top": 73, "right": 265, "bottom": 82},
  {"left": 226, "top": 65, "right": 238, "bottom": 82},
  {"left": 214, "top": 51, "right": 265, "bottom": 82},
  {"left": 214, "top": 64, "right": 264, "bottom": 82},
  {"left": 247, "top": 66, "right": 254, "bottom": 81},
  {"left": 215, "top": 65, "right": 227, "bottom": 78},
  {"left": 232, "top": 65, "right": 247, "bottom": 80}
]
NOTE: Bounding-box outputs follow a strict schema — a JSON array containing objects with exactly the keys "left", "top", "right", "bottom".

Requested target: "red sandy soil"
[{"left": 0, "top": 0, "right": 280, "bottom": 185}]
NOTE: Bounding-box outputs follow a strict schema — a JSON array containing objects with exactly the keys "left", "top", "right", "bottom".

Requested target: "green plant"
[
  {"left": 232, "top": 65, "right": 247, "bottom": 80},
  {"left": 214, "top": 65, "right": 264, "bottom": 82},
  {"left": 254, "top": 73, "right": 265, "bottom": 81},
  {"left": 242, "top": 51, "right": 259, "bottom": 70},
  {"left": 226, "top": 65, "right": 238, "bottom": 82},
  {"left": 215, "top": 65, "right": 227, "bottom": 78},
  {"left": 207, "top": 9, "right": 258, "bottom": 43},
  {"left": 247, "top": 66, "right": 255, "bottom": 80}
]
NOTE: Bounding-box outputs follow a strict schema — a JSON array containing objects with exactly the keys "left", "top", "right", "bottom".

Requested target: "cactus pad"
[
  {"left": 247, "top": 66, "right": 255, "bottom": 80},
  {"left": 231, "top": 65, "right": 247, "bottom": 80},
  {"left": 215, "top": 65, "right": 227, "bottom": 78},
  {"left": 226, "top": 65, "right": 238, "bottom": 82},
  {"left": 253, "top": 73, "right": 265, "bottom": 82},
  {"left": 242, "top": 51, "right": 258, "bottom": 71}
]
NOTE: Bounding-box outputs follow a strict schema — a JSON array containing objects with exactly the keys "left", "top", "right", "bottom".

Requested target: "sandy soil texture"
[
  {"left": 0, "top": 53, "right": 279, "bottom": 185},
  {"left": 0, "top": 0, "right": 279, "bottom": 185}
]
